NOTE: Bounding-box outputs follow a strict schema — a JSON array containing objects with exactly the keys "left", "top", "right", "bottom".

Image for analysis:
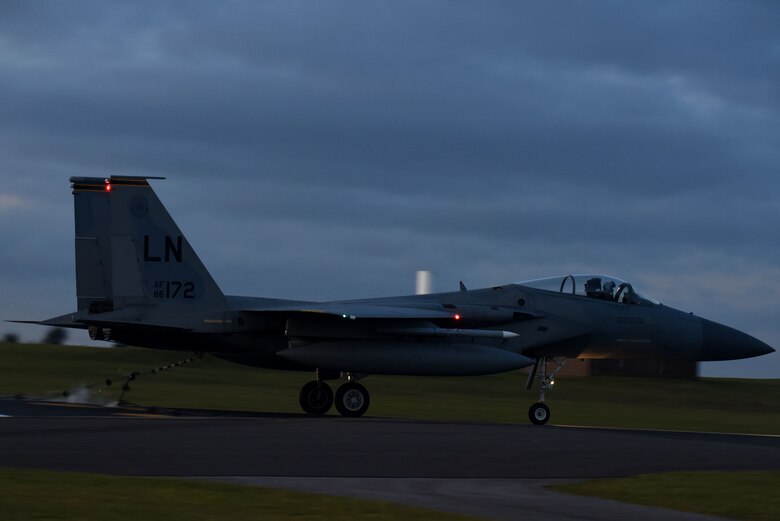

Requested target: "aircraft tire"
[
  {"left": 528, "top": 402, "right": 550, "bottom": 425},
  {"left": 299, "top": 380, "right": 333, "bottom": 415},
  {"left": 335, "top": 382, "right": 370, "bottom": 417}
]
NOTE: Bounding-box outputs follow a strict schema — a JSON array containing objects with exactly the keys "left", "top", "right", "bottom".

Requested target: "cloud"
[
  {"left": 0, "top": 194, "right": 23, "bottom": 210},
  {"left": 0, "top": 1, "right": 778, "bottom": 377}
]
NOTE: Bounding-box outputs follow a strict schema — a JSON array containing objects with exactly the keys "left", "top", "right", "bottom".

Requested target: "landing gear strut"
[
  {"left": 526, "top": 357, "right": 567, "bottom": 425},
  {"left": 298, "top": 371, "right": 371, "bottom": 417}
]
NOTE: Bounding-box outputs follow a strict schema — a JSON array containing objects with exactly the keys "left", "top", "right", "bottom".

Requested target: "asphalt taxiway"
[{"left": 1, "top": 397, "right": 777, "bottom": 520}]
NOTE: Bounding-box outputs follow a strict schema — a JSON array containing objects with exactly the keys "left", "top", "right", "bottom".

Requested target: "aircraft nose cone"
[{"left": 700, "top": 319, "right": 775, "bottom": 361}]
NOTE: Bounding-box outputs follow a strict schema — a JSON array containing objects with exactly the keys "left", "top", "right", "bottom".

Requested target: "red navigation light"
[
  {"left": 104, "top": 179, "right": 112, "bottom": 192},
  {"left": 454, "top": 314, "right": 461, "bottom": 321}
]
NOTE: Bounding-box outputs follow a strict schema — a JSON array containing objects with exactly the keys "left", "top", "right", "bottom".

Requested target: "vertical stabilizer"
[{"left": 71, "top": 176, "right": 226, "bottom": 314}]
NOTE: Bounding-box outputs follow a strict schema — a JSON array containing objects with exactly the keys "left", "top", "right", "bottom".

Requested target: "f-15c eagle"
[{"left": 18, "top": 176, "right": 774, "bottom": 424}]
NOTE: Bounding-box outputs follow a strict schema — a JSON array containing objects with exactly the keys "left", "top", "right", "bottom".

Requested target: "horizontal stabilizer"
[
  {"left": 7, "top": 313, "right": 85, "bottom": 329},
  {"left": 8, "top": 315, "right": 189, "bottom": 333}
]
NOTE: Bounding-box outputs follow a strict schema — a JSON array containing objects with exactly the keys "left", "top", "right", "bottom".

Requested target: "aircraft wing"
[
  {"left": 240, "top": 300, "right": 543, "bottom": 322},
  {"left": 241, "top": 302, "right": 459, "bottom": 321},
  {"left": 241, "top": 301, "right": 541, "bottom": 340}
]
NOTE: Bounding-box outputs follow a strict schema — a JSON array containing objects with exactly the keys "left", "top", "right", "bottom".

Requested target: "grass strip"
[
  {"left": 551, "top": 471, "right": 780, "bottom": 521},
  {"left": 0, "top": 467, "right": 481, "bottom": 521},
  {"left": 1, "top": 342, "right": 778, "bottom": 434}
]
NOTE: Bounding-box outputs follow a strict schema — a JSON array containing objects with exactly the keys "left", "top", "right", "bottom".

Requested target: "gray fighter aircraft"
[{"left": 18, "top": 176, "right": 775, "bottom": 424}]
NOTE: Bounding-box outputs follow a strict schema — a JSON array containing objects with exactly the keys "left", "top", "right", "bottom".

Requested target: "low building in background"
[{"left": 548, "top": 359, "right": 698, "bottom": 378}]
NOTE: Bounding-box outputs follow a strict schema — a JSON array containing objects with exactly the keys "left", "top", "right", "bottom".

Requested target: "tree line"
[{"left": 2, "top": 327, "right": 69, "bottom": 345}]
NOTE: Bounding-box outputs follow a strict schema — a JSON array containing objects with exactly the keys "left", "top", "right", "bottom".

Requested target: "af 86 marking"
[{"left": 152, "top": 281, "right": 195, "bottom": 299}]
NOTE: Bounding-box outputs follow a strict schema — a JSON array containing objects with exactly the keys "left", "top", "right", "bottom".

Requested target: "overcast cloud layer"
[{"left": 1, "top": 1, "right": 778, "bottom": 377}]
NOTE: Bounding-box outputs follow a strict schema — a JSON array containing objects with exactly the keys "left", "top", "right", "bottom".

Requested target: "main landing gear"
[
  {"left": 526, "top": 357, "right": 567, "bottom": 425},
  {"left": 299, "top": 380, "right": 333, "bottom": 415},
  {"left": 334, "top": 381, "right": 370, "bottom": 417},
  {"left": 299, "top": 371, "right": 370, "bottom": 417}
]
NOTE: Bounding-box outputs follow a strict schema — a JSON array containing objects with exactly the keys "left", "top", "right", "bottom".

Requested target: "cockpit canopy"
[{"left": 518, "top": 274, "right": 660, "bottom": 306}]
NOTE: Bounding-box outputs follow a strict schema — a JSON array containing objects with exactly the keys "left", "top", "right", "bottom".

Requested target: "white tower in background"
[{"left": 415, "top": 270, "right": 432, "bottom": 295}]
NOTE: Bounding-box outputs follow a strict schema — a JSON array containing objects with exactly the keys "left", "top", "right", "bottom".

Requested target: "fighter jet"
[{"left": 18, "top": 176, "right": 775, "bottom": 424}]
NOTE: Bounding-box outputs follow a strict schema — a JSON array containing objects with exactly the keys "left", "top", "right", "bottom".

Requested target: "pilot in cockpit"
[
  {"left": 602, "top": 280, "right": 616, "bottom": 300},
  {"left": 585, "top": 277, "right": 618, "bottom": 301},
  {"left": 584, "top": 277, "right": 601, "bottom": 298}
]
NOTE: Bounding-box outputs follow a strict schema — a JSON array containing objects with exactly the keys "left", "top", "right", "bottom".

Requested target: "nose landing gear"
[
  {"left": 526, "top": 357, "right": 567, "bottom": 425},
  {"left": 529, "top": 402, "right": 550, "bottom": 425}
]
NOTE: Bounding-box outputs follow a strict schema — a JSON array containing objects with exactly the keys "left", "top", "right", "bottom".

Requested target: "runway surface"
[{"left": 1, "top": 397, "right": 777, "bottom": 520}]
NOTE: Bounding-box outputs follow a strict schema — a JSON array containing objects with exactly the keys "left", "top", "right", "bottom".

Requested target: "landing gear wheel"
[
  {"left": 335, "top": 382, "right": 370, "bottom": 417},
  {"left": 299, "top": 380, "right": 333, "bottom": 415},
  {"left": 529, "top": 402, "right": 550, "bottom": 425}
]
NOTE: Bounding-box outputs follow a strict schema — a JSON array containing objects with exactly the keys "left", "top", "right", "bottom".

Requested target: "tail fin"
[{"left": 71, "top": 176, "right": 225, "bottom": 314}]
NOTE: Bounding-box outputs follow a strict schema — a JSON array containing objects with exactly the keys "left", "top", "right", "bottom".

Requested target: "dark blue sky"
[{"left": 1, "top": 1, "right": 778, "bottom": 377}]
